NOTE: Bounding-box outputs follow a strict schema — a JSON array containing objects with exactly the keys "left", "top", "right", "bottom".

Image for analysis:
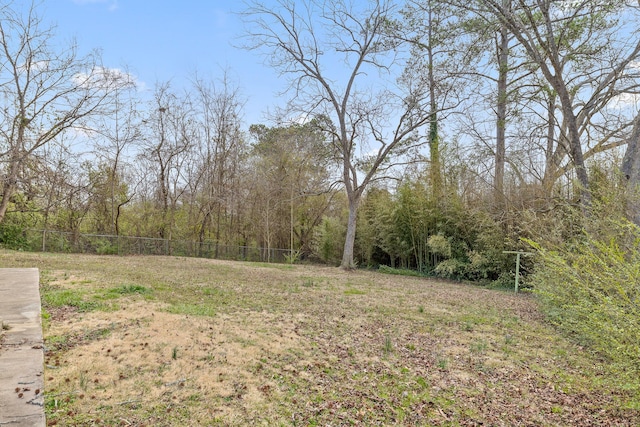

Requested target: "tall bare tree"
[
  {"left": 189, "top": 73, "right": 245, "bottom": 251},
  {"left": 243, "top": 0, "right": 434, "bottom": 268},
  {"left": 469, "top": 0, "right": 640, "bottom": 208},
  {"left": 494, "top": 0, "right": 510, "bottom": 207},
  {"left": 138, "top": 82, "right": 194, "bottom": 239},
  {"left": 401, "top": 0, "right": 475, "bottom": 203},
  {"left": 91, "top": 72, "right": 139, "bottom": 235},
  {"left": 0, "top": 2, "right": 129, "bottom": 225}
]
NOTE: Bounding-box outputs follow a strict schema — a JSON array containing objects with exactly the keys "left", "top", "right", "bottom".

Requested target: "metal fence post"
[{"left": 503, "top": 251, "right": 533, "bottom": 293}]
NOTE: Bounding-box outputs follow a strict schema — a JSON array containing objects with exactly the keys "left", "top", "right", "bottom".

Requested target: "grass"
[
  {"left": 377, "top": 265, "right": 424, "bottom": 277},
  {"left": 107, "top": 284, "right": 151, "bottom": 296},
  {"left": 0, "top": 249, "right": 638, "bottom": 426}
]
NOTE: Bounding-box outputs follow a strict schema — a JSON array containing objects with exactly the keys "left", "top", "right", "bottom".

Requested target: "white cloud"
[
  {"left": 610, "top": 92, "right": 640, "bottom": 111},
  {"left": 17, "top": 60, "right": 50, "bottom": 74},
  {"left": 292, "top": 113, "right": 310, "bottom": 125},
  {"left": 609, "top": 62, "right": 640, "bottom": 111},
  {"left": 72, "top": 66, "right": 143, "bottom": 91},
  {"left": 72, "top": 0, "right": 119, "bottom": 12}
]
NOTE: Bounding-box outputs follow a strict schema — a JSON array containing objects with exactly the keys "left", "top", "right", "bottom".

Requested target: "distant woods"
[{"left": 1, "top": 1, "right": 640, "bottom": 280}]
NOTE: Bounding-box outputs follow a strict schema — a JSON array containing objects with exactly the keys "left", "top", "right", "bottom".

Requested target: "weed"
[
  {"left": 418, "top": 305, "right": 425, "bottom": 313},
  {"left": 202, "top": 287, "right": 225, "bottom": 297},
  {"left": 437, "top": 357, "right": 449, "bottom": 370},
  {"left": 82, "top": 326, "right": 115, "bottom": 344},
  {"left": 41, "top": 309, "right": 51, "bottom": 329},
  {"left": 201, "top": 354, "right": 216, "bottom": 363},
  {"left": 383, "top": 335, "right": 393, "bottom": 355},
  {"left": 46, "top": 334, "right": 69, "bottom": 350},
  {"left": 555, "top": 348, "right": 568, "bottom": 358},
  {"left": 79, "top": 372, "right": 89, "bottom": 391},
  {"left": 172, "top": 346, "right": 178, "bottom": 360},
  {"left": 344, "top": 288, "right": 366, "bottom": 295},
  {"left": 416, "top": 376, "right": 429, "bottom": 389},
  {"left": 284, "top": 250, "right": 302, "bottom": 264},
  {"left": 470, "top": 339, "right": 488, "bottom": 355},
  {"left": 109, "top": 284, "right": 151, "bottom": 295},
  {"left": 288, "top": 283, "right": 300, "bottom": 293}
]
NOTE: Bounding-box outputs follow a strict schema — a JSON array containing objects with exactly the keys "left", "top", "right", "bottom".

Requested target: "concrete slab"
[{"left": 0, "top": 268, "right": 45, "bottom": 427}]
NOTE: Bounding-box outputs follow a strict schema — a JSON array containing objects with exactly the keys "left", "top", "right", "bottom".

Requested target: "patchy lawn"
[{"left": 1, "top": 249, "right": 638, "bottom": 426}]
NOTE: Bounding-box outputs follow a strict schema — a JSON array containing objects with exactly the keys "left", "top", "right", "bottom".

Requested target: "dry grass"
[{"left": 0, "top": 249, "right": 638, "bottom": 426}]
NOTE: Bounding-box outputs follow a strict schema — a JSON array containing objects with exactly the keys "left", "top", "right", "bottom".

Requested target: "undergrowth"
[{"left": 528, "top": 218, "right": 640, "bottom": 396}]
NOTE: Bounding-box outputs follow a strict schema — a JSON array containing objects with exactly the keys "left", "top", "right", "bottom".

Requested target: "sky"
[{"left": 36, "top": 0, "right": 285, "bottom": 127}]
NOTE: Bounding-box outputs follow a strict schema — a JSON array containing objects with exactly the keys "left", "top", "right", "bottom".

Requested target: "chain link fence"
[{"left": 19, "top": 229, "right": 293, "bottom": 263}]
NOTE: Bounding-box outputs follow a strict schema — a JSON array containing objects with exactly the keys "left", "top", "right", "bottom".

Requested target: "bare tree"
[
  {"left": 468, "top": 0, "right": 640, "bottom": 209},
  {"left": 0, "top": 2, "right": 129, "bottom": 224},
  {"left": 138, "top": 82, "right": 194, "bottom": 239},
  {"left": 243, "top": 0, "right": 434, "bottom": 268},
  {"left": 189, "top": 73, "right": 246, "bottom": 252},
  {"left": 91, "top": 72, "right": 140, "bottom": 235},
  {"left": 493, "top": 0, "right": 510, "bottom": 207},
  {"left": 401, "top": 0, "right": 482, "bottom": 204}
]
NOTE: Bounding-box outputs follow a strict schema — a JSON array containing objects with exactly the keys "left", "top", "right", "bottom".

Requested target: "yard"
[{"left": 1, "top": 249, "right": 637, "bottom": 426}]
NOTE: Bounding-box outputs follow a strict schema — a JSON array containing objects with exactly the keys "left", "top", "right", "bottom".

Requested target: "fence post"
[{"left": 503, "top": 251, "right": 533, "bottom": 293}]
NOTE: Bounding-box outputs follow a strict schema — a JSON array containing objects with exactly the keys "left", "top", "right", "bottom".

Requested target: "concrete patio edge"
[{"left": 0, "top": 268, "right": 45, "bottom": 427}]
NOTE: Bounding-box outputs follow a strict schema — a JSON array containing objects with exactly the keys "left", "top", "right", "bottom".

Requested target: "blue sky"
[{"left": 38, "top": 0, "right": 283, "bottom": 126}]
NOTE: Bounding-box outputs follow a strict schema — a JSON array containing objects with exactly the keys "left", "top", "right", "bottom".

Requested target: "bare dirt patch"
[{"left": 44, "top": 301, "right": 307, "bottom": 425}]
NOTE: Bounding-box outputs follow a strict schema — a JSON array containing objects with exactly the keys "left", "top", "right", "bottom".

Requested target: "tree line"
[{"left": 1, "top": 0, "right": 640, "bottom": 281}]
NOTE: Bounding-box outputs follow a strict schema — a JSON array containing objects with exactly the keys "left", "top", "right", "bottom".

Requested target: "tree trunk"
[
  {"left": 542, "top": 91, "right": 557, "bottom": 198},
  {"left": 495, "top": 2, "right": 509, "bottom": 208},
  {"left": 0, "top": 181, "right": 16, "bottom": 225},
  {"left": 622, "top": 114, "right": 640, "bottom": 225},
  {"left": 0, "top": 153, "right": 21, "bottom": 224},
  {"left": 426, "top": 5, "right": 442, "bottom": 202},
  {"left": 340, "top": 193, "right": 360, "bottom": 269},
  {"left": 555, "top": 82, "right": 591, "bottom": 208}
]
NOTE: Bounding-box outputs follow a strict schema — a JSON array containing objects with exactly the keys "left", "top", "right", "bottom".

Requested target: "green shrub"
[
  {"left": 312, "top": 216, "right": 346, "bottom": 266},
  {"left": 0, "top": 223, "right": 28, "bottom": 250},
  {"left": 528, "top": 219, "right": 640, "bottom": 378},
  {"left": 378, "top": 265, "right": 423, "bottom": 277},
  {"left": 489, "top": 271, "right": 517, "bottom": 290},
  {"left": 427, "top": 234, "right": 451, "bottom": 258},
  {"left": 96, "top": 240, "right": 118, "bottom": 255},
  {"left": 433, "top": 258, "right": 466, "bottom": 279}
]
